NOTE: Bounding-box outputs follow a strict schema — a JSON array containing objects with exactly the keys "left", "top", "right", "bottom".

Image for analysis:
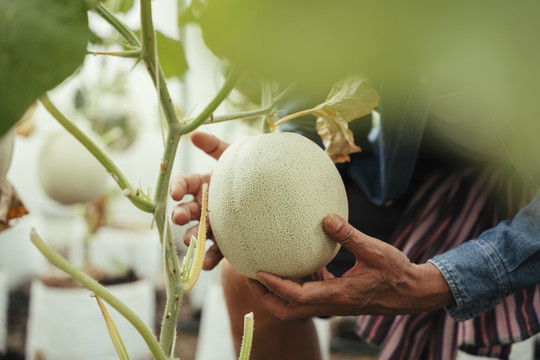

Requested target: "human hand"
[
  {"left": 170, "top": 132, "right": 229, "bottom": 270},
  {"left": 247, "top": 214, "right": 454, "bottom": 320}
]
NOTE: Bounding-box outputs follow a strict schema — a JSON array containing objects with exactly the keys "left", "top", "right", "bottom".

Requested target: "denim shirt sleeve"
[{"left": 428, "top": 192, "right": 540, "bottom": 321}]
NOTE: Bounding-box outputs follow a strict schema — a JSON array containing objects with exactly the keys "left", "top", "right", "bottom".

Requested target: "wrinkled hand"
[
  {"left": 170, "top": 132, "right": 229, "bottom": 270},
  {"left": 247, "top": 214, "right": 454, "bottom": 321}
]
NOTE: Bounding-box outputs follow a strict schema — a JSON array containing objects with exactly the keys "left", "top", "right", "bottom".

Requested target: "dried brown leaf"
[
  {"left": 0, "top": 181, "right": 29, "bottom": 232},
  {"left": 316, "top": 117, "right": 361, "bottom": 163},
  {"left": 314, "top": 76, "right": 379, "bottom": 163}
]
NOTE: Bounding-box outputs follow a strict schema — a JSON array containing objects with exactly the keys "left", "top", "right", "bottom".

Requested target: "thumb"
[{"left": 323, "top": 214, "right": 373, "bottom": 256}]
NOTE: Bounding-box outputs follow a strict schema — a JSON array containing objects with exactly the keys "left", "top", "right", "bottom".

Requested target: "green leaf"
[
  {"left": 104, "top": 0, "right": 135, "bottom": 13},
  {"left": 199, "top": 0, "right": 388, "bottom": 93},
  {"left": 0, "top": 0, "right": 90, "bottom": 137},
  {"left": 155, "top": 31, "right": 188, "bottom": 80},
  {"left": 130, "top": 30, "right": 188, "bottom": 79},
  {"left": 95, "top": 295, "right": 131, "bottom": 360}
]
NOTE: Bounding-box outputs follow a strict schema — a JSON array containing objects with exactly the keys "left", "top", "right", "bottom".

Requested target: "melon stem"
[{"left": 184, "top": 183, "right": 208, "bottom": 291}]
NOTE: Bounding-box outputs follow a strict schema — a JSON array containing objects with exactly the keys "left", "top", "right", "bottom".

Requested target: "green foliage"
[
  {"left": 104, "top": 0, "right": 135, "bottom": 14},
  {"left": 155, "top": 31, "right": 188, "bottom": 80},
  {"left": 197, "top": 0, "right": 540, "bottom": 187},
  {"left": 198, "top": 0, "right": 384, "bottom": 92},
  {"left": 130, "top": 30, "right": 188, "bottom": 79},
  {"left": 0, "top": 0, "right": 90, "bottom": 137}
]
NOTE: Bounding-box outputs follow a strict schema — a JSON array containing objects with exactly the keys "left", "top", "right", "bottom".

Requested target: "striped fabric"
[{"left": 355, "top": 166, "right": 540, "bottom": 359}]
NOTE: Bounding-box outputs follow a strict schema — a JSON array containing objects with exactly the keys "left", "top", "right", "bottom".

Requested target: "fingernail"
[
  {"left": 171, "top": 208, "right": 177, "bottom": 224},
  {"left": 170, "top": 181, "right": 178, "bottom": 197},
  {"left": 324, "top": 214, "right": 342, "bottom": 233},
  {"left": 255, "top": 271, "right": 269, "bottom": 285}
]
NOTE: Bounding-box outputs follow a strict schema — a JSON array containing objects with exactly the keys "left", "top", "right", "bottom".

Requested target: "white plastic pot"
[
  {"left": 0, "top": 214, "right": 48, "bottom": 290},
  {"left": 0, "top": 268, "right": 8, "bottom": 354},
  {"left": 26, "top": 277, "right": 155, "bottom": 360},
  {"left": 87, "top": 226, "right": 162, "bottom": 284}
]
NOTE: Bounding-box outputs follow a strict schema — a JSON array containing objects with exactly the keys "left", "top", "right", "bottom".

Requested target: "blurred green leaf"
[
  {"left": 0, "top": 0, "right": 90, "bottom": 137},
  {"left": 104, "top": 0, "right": 135, "bottom": 13},
  {"left": 199, "top": 1, "right": 540, "bottom": 93},
  {"left": 131, "top": 30, "right": 188, "bottom": 79},
  {"left": 89, "top": 29, "right": 106, "bottom": 45},
  {"left": 199, "top": 0, "right": 392, "bottom": 92},
  {"left": 156, "top": 31, "right": 188, "bottom": 80}
]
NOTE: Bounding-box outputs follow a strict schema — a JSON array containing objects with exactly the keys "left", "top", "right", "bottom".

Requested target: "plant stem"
[
  {"left": 261, "top": 80, "right": 275, "bottom": 133},
  {"left": 138, "top": 2, "right": 241, "bottom": 355},
  {"left": 94, "top": 3, "right": 141, "bottom": 48},
  {"left": 39, "top": 95, "right": 155, "bottom": 213},
  {"left": 95, "top": 295, "right": 131, "bottom": 360},
  {"left": 151, "top": 66, "right": 241, "bottom": 357},
  {"left": 182, "top": 67, "right": 242, "bottom": 134},
  {"left": 140, "top": 0, "right": 180, "bottom": 131},
  {"left": 158, "top": 222, "right": 184, "bottom": 358},
  {"left": 202, "top": 86, "right": 292, "bottom": 125},
  {"left": 210, "top": 107, "right": 275, "bottom": 124},
  {"left": 87, "top": 50, "right": 142, "bottom": 58},
  {"left": 30, "top": 229, "right": 166, "bottom": 360},
  {"left": 138, "top": 1, "right": 185, "bottom": 356},
  {"left": 238, "top": 312, "right": 254, "bottom": 360},
  {"left": 274, "top": 107, "right": 317, "bottom": 127},
  {"left": 183, "top": 183, "right": 208, "bottom": 292}
]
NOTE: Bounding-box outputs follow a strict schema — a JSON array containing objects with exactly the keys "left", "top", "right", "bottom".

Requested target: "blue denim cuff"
[{"left": 428, "top": 239, "right": 510, "bottom": 322}]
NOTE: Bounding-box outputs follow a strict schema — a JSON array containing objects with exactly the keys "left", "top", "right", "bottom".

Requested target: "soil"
[
  {"left": 3, "top": 286, "right": 28, "bottom": 360},
  {"left": 39, "top": 268, "right": 139, "bottom": 288}
]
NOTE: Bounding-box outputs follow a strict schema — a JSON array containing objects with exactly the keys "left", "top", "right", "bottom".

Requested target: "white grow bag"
[{"left": 26, "top": 277, "right": 155, "bottom": 360}]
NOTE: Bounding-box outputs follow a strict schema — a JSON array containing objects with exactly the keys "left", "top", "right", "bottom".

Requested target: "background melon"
[
  {"left": 37, "top": 132, "right": 108, "bottom": 205},
  {"left": 208, "top": 132, "right": 348, "bottom": 279}
]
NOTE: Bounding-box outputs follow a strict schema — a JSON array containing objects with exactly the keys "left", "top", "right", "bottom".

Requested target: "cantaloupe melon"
[
  {"left": 208, "top": 132, "right": 348, "bottom": 279},
  {"left": 38, "top": 132, "right": 108, "bottom": 205}
]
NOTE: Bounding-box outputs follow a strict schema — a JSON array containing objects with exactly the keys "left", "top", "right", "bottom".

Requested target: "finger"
[
  {"left": 191, "top": 132, "right": 229, "bottom": 160},
  {"left": 170, "top": 173, "right": 209, "bottom": 201},
  {"left": 182, "top": 225, "right": 199, "bottom": 247},
  {"left": 246, "top": 279, "right": 322, "bottom": 321},
  {"left": 256, "top": 272, "right": 339, "bottom": 305},
  {"left": 171, "top": 201, "right": 202, "bottom": 225},
  {"left": 202, "top": 243, "right": 223, "bottom": 270},
  {"left": 246, "top": 278, "right": 292, "bottom": 315},
  {"left": 323, "top": 214, "right": 378, "bottom": 257},
  {"left": 182, "top": 223, "right": 213, "bottom": 247},
  {"left": 311, "top": 267, "right": 336, "bottom": 282}
]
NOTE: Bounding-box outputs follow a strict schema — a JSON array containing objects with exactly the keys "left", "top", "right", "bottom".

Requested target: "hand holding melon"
[
  {"left": 246, "top": 214, "right": 454, "bottom": 320},
  {"left": 171, "top": 131, "right": 349, "bottom": 279},
  {"left": 170, "top": 132, "right": 229, "bottom": 270}
]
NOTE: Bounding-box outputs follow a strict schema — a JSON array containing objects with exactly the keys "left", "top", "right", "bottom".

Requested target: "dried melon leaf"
[
  {"left": 314, "top": 76, "right": 378, "bottom": 163},
  {"left": 316, "top": 117, "right": 360, "bottom": 163},
  {"left": 0, "top": 181, "right": 29, "bottom": 232}
]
